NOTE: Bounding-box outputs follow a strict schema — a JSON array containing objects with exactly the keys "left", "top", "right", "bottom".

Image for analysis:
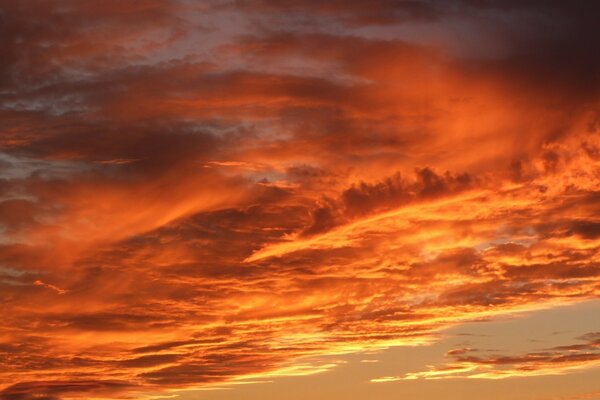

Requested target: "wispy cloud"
[{"left": 1, "top": 1, "right": 599, "bottom": 399}]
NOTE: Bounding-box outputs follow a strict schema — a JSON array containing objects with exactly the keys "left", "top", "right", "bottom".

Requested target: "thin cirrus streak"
[
  {"left": 372, "top": 332, "right": 600, "bottom": 382},
  {"left": 0, "top": 1, "right": 599, "bottom": 400}
]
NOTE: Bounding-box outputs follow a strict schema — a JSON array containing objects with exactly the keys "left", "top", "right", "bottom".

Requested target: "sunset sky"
[{"left": 1, "top": 1, "right": 600, "bottom": 399}]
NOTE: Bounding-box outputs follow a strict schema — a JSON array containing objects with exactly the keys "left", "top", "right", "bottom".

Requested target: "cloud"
[
  {"left": 0, "top": 1, "right": 599, "bottom": 399},
  {"left": 373, "top": 331, "right": 600, "bottom": 381},
  {"left": 300, "top": 167, "right": 473, "bottom": 236},
  {"left": 0, "top": 380, "right": 134, "bottom": 400}
]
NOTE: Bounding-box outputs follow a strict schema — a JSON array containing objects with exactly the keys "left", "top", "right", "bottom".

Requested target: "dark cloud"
[
  {"left": 118, "top": 354, "right": 181, "bottom": 368},
  {"left": 568, "top": 221, "right": 600, "bottom": 240},
  {"left": 0, "top": 0, "right": 185, "bottom": 89},
  {"left": 395, "top": 329, "right": 600, "bottom": 380},
  {"left": 303, "top": 168, "right": 472, "bottom": 236},
  {"left": 231, "top": 0, "right": 442, "bottom": 26},
  {"left": 0, "top": 380, "right": 133, "bottom": 400}
]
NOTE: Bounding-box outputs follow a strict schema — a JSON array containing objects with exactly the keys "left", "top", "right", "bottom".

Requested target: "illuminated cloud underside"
[
  {"left": 0, "top": 1, "right": 599, "bottom": 399},
  {"left": 372, "top": 332, "right": 600, "bottom": 382}
]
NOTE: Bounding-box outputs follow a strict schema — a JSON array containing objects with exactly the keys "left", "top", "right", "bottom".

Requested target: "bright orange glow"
[{"left": 1, "top": 1, "right": 599, "bottom": 400}]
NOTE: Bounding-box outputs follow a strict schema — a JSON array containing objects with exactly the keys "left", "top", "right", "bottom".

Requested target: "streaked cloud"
[
  {"left": 373, "top": 331, "right": 600, "bottom": 381},
  {"left": 1, "top": 1, "right": 599, "bottom": 399}
]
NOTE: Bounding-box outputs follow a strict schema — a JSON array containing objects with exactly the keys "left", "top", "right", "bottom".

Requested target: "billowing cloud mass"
[{"left": 0, "top": 1, "right": 599, "bottom": 399}]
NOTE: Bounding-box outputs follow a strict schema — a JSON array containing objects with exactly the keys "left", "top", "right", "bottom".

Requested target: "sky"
[{"left": 0, "top": 1, "right": 599, "bottom": 399}]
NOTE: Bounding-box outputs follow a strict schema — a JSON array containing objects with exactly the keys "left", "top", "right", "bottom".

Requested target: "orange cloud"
[
  {"left": 373, "top": 332, "right": 600, "bottom": 381},
  {"left": 1, "top": 1, "right": 599, "bottom": 399}
]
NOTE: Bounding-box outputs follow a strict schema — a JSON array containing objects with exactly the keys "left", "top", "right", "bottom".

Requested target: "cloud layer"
[{"left": 1, "top": 1, "right": 599, "bottom": 399}]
